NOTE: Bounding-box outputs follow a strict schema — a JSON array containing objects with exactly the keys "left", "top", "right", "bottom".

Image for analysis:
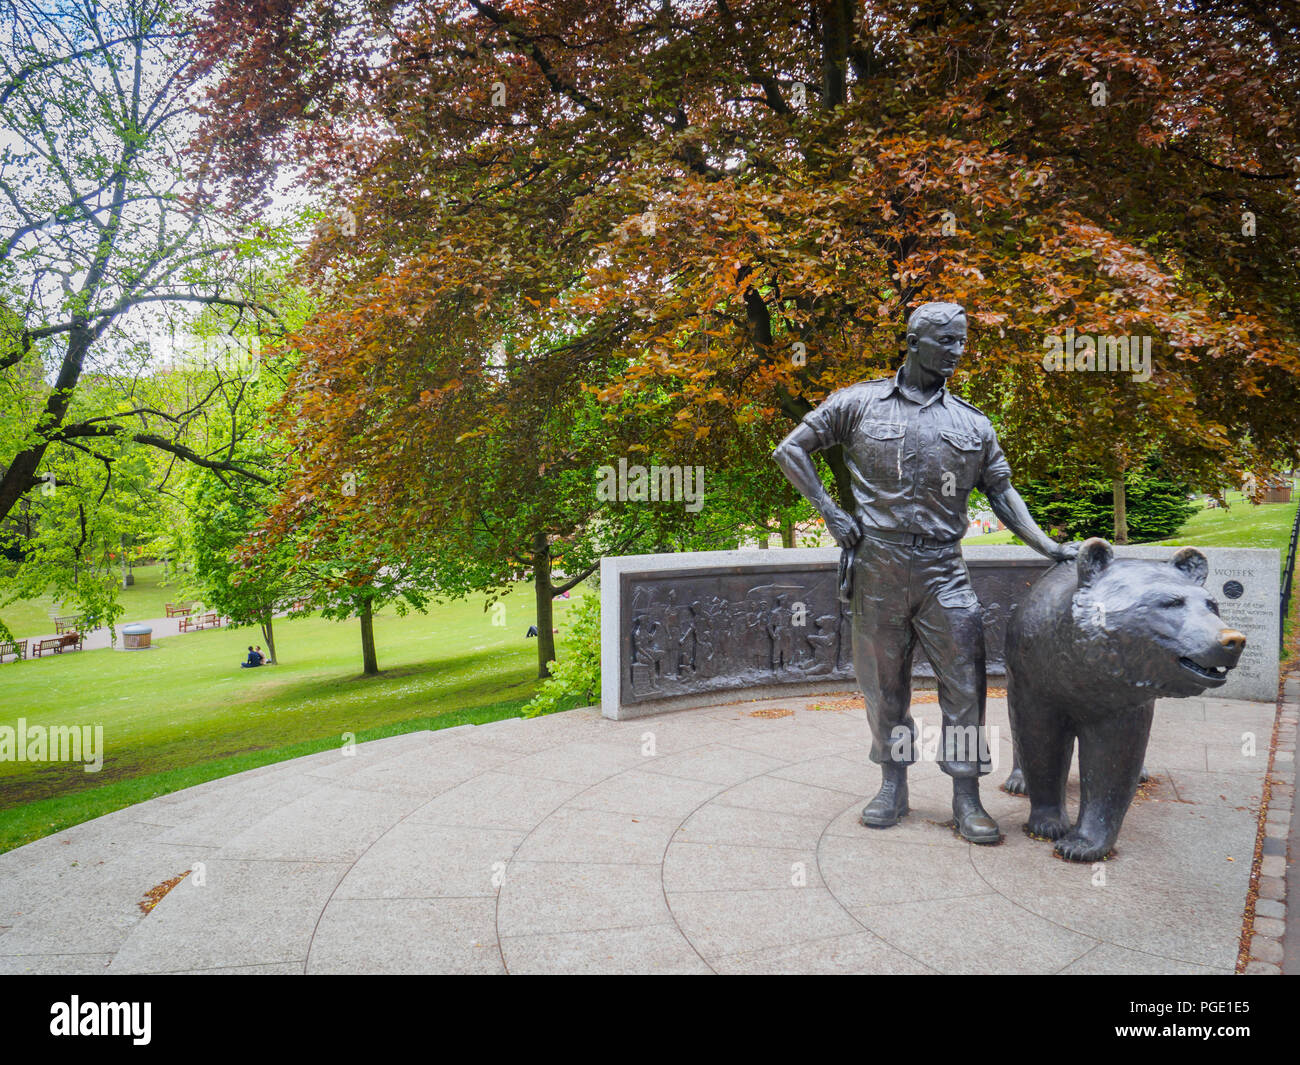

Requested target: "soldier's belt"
[{"left": 859, "top": 527, "right": 964, "bottom": 550}]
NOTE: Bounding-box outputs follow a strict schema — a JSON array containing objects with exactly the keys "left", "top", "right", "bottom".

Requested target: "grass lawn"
[
  {"left": 963, "top": 490, "right": 1299, "bottom": 553},
  {"left": 2, "top": 562, "right": 187, "bottom": 638},
  {"left": 0, "top": 588, "right": 580, "bottom": 853},
  {"left": 1148, "top": 492, "right": 1299, "bottom": 551}
]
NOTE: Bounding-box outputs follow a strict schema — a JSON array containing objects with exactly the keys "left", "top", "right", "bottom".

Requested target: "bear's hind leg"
[
  {"left": 1055, "top": 705, "right": 1153, "bottom": 863},
  {"left": 1001, "top": 739, "right": 1027, "bottom": 796},
  {"left": 1002, "top": 667, "right": 1029, "bottom": 796}
]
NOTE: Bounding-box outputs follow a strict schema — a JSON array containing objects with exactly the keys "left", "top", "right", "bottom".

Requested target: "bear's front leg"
[
  {"left": 1009, "top": 686, "right": 1073, "bottom": 841},
  {"left": 1023, "top": 733, "right": 1073, "bottom": 842},
  {"left": 1006, "top": 760, "right": 1149, "bottom": 798},
  {"left": 1001, "top": 669, "right": 1028, "bottom": 795},
  {"left": 1055, "top": 704, "right": 1153, "bottom": 862},
  {"left": 1006, "top": 752, "right": 1149, "bottom": 797}
]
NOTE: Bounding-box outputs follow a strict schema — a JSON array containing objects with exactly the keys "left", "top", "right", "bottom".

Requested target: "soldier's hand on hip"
[{"left": 827, "top": 509, "right": 861, "bottom": 550}]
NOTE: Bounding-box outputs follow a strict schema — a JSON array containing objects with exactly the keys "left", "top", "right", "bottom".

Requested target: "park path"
[
  {"left": 19, "top": 614, "right": 187, "bottom": 652},
  {"left": 19, "top": 607, "right": 283, "bottom": 652},
  {"left": 0, "top": 692, "right": 1277, "bottom": 975}
]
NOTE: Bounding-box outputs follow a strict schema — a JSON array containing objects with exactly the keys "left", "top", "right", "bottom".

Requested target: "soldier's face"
[{"left": 908, "top": 316, "right": 966, "bottom": 378}]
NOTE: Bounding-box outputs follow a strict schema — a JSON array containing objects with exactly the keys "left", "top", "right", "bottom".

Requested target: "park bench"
[
  {"left": 0, "top": 639, "right": 26, "bottom": 663},
  {"left": 53, "top": 615, "right": 84, "bottom": 634},
  {"left": 179, "top": 612, "right": 223, "bottom": 633},
  {"left": 165, "top": 602, "right": 195, "bottom": 617},
  {"left": 33, "top": 632, "right": 82, "bottom": 657}
]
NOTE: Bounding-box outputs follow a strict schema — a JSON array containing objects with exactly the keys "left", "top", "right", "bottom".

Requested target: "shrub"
[
  {"left": 522, "top": 594, "right": 601, "bottom": 717},
  {"left": 1019, "top": 457, "right": 1196, "bottom": 543}
]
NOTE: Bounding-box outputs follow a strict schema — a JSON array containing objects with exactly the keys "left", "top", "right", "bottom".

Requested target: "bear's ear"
[
  {"left": 1076, "top": 537, "right": 1114, "bottom": 587},
  {"left": 1171, "top": 546, "right": 1209, "bottom": 586}
]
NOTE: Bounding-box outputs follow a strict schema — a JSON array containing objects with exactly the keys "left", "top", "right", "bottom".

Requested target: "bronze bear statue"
[{"left": 1003, "top": 539, "right": 1245, "bottom": 862}]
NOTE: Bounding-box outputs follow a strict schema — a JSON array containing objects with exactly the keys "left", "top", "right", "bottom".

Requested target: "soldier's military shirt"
[{"left": 801, "top": 368, "right": 1013, "bottom": 542}]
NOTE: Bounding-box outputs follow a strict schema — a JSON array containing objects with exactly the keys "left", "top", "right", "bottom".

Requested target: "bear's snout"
[
  {"left": 1218, "top": 629, "right": 1246, "bottom": 656},
  {"left": 1175, "top": 625, "right": 1246, "bottom": 690}
]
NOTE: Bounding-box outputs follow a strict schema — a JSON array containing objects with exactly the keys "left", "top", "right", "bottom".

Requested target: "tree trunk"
[
  {"left": 743, "top": 265, "right": 855, "bottom": 516},
  {"left": 780, "top": 517, "right": 795, "bottom": 548},
  {"left": 359, "top": 598, "right": 378, "bottom": 675},
  {"left": 1112, "top": 476, "right": 1129, "bottom": 545},
  {"left": 260, "top": 611, "right": 277, "bottom": 665},
  {"left": 820, "top": 0, "right": 850, "bottom": 109},
  {"left": 533, "top": 532, "right": 555, "bottom": 678},
  {"left": 0, "top": 328, "right": 93, "bottom": 523}
]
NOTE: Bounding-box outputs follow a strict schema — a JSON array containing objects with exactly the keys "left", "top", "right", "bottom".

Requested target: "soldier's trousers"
[{"left": 850, "top": 533, "right": 992, "bottom": 778}]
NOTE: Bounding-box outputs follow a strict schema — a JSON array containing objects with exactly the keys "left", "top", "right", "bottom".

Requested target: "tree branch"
[{"left": 49, "top": 424, "right": 272, "bottom": 485}]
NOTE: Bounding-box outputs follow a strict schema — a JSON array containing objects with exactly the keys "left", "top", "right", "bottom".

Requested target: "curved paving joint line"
[{"left": 0, "top": 692, "right": 1275, "bottom": 975}]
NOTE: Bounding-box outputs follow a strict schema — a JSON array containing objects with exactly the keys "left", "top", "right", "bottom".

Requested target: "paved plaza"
[{"left": 0, "top": 692, "right": 1276, "bottom": 974}]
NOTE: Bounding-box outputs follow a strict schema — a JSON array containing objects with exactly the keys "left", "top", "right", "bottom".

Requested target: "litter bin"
[{"left": 122, "top": 623, "right": 152, "bottom": 650}]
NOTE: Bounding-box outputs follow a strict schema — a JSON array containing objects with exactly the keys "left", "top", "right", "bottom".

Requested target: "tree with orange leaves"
[{"left": 189, "top": 1, "right": 1300, "bottom": 571}]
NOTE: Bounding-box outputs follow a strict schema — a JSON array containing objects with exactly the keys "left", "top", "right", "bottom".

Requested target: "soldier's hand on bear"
[{"left": 1047, "top": 540, "right": 1081, "bottom": 563}]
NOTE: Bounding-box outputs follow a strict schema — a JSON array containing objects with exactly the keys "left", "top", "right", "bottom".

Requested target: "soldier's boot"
[
  {"left": 861, "top": 763, "right": 909, "bottom": 828},
  {"left": 952, "top": 777, "right": 1001, "bottom": 844}
]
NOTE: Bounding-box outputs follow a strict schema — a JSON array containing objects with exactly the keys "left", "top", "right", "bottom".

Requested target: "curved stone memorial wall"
[{"left": 599, "top": 545, "right": 1279, "bottom": 720}]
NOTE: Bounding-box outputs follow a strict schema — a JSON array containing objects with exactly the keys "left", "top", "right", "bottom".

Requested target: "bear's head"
[{"left": 1070, "top": 538, "right": 1247, "bottom": 697}]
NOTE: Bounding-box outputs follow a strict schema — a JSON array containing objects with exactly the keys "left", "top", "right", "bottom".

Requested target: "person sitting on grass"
[{"left": 240, "top": 646, "right": 263, "bottom": 669}]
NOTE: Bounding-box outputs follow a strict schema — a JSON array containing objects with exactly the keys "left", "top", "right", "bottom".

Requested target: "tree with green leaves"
[
  {"left": 184, "top": 454, "right": 294, "bottom": 663},
  {"left": 0, "top": 0, "right": 295, "bottom": 627},
  {"left": 1017, "top": 456, "right": 1198, "bottom": 544}
]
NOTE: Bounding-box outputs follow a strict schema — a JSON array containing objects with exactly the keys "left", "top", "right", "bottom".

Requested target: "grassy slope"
[
  {"left": 1147, "top": 492, "right": 1299, "bottom": 551},
  {"left": 2, "top": 562, "right": 183, "bottom": 638},
  {"left": 0, "top": 590, "right": 576, "bottom": 852},
  {"left": 962, "top": 491, "right": 1298, "bottom": 552}
]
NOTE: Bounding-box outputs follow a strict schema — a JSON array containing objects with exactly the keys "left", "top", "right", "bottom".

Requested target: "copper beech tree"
[{"left": 191, "top": 0, "right": 1299, "bottom": 598}]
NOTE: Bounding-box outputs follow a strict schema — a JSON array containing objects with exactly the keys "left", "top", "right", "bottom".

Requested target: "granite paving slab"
[{"left": 0, "top": 695, "right": 1277, "bottom": 974}]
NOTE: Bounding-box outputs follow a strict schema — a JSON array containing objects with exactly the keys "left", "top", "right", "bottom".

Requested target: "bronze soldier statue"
[{"left": 773, "top": 302, "right": 1077, "bottom": 843}]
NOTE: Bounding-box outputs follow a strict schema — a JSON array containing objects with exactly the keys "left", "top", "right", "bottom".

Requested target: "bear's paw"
[
  {"left": 1024, "top": 812, "right": 1071, "bottom": 841},
  {"left": 1053, "top": 830, "right": 1114, "bottom": 863},
  {"left": 1001, "top": 768, "right": 1027, "bottom": 795}
]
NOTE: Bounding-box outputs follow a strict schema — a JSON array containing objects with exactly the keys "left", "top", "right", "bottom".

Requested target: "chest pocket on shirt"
[
  {"left": 939, "top": 428, "right": 983, "bottom": 488},
  {"left": 853, "top": 419, "right": 907, "bottom": 481},
  {"left": 860, "top": 420, "right": 905, "bottom": 440}
]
